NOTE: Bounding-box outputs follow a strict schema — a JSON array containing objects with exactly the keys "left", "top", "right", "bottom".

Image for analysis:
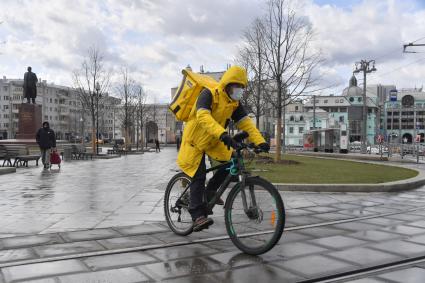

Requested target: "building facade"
[
  {"left": 384, "top": 88, "right": 425, "bottom": 143},
  {"left": 144, "top": 103, "right": 178, "bottom": 144},
  {"left": 0, "top": 77, "right": 120, "bottom": 141},
  {"left": 278, "top": 76, "right": 387, "bottom": 147}
]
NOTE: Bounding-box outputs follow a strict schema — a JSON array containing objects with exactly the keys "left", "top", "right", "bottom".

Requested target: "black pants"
[
  {"left": 40, "top": 148, "right": 51, "bottom": 166},
  {"left": 189, "top": 154, "right": 229, "bottom": 221}
]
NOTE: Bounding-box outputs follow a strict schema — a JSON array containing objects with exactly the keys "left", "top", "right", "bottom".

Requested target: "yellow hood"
[{"left": 218, "top": 66, "right": 248, "bottom": 89}]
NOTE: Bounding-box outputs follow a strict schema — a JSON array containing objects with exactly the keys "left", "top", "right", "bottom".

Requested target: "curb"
[
  {"left": 272, "top": 160, "right": 425, "bottom": 193},
  {"left": 289, "top": 151, "right": 390, "bottom": 162},
  {"left": 94, "top": 155, "right": 122, "bottom": 159},
  {"left": 0, "top": 167, "right": 16, "bottom": 175}
]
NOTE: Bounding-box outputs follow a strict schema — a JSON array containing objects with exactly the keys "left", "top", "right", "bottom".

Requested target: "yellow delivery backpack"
[{"left": 169, "top": 68, "right": 218, "bottom": 122}]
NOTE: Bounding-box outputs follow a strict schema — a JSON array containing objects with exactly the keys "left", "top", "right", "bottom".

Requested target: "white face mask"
[{"left": 230, "top": 87, "right": 244, "bottom": 101}]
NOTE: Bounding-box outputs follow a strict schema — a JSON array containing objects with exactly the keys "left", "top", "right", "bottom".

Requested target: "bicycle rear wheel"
[
  {"left": 225, "top": 177, "right": 285, "bottom": 255},
  {"left": 164, "top": 172, "right": 193, "bottom": 236}
]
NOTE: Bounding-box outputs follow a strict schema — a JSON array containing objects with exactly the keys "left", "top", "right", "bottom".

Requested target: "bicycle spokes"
[
  {"left": 164, "top": 173, "right": 193, "bottom": 235},
  {"left": 227, "top": 182, "right": 283, "bottom": 252}
]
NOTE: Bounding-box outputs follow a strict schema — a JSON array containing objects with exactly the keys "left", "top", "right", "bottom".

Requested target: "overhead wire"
[{"left": 355, "top": 35, "right": 425, "bottom": 85}]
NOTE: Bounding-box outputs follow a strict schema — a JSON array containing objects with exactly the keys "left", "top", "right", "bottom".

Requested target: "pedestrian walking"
[
  {"left": 155, "top": 139, "right": 160, "bottom": 153},
  {"left": 36, "top": 121, "right": 56, "bottom": 169}
]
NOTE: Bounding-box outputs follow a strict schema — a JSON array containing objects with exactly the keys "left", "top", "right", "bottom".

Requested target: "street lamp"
[
  {"left": 353, "top": 60, "right": 377, "bottom": 154},
  {"left": 95, "top": 82, "right": 101, "bottom": 155}
]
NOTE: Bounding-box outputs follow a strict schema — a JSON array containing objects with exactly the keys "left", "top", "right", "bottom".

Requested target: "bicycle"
[{"left": 164, "top": 132, "right": 285, "bottom": 255}]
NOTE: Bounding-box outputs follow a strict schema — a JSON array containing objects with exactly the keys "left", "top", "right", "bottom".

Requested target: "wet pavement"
[
  {"left": 0, "top": 149, "right": 178, "bottom": 236},
  {"left": 0, "top": 148, "right": 394, "bottom": 237},
  {"left": 2, "top": 148, "right": 425, "bottom": 281}
]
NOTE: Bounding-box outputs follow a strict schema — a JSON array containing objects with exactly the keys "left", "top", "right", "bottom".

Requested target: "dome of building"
[{"left": 342, "top": 75, "right": 363, "bottom": 97}]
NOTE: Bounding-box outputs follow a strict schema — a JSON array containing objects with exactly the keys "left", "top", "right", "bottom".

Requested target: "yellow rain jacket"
[{"left": 177, "top": 66, "right": 266, "bottom": 177}]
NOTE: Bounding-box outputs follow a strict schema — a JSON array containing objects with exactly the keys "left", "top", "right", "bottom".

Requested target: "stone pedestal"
[{"left": 16, "top": 104, "right": 42, "bottom": 140}]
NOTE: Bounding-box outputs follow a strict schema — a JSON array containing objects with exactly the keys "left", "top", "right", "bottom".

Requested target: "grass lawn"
[{"left": 249, "top": 154, "right": 418, "bottom": 184}]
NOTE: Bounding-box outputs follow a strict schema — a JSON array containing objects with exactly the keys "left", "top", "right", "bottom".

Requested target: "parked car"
[
  {"left": 367, "top": 145, "right": 389, "bottom": 154},
  {"left": 349, "top": 141, "right": 361, "bottom": 152},
  {"left": 367, "top": 146, "right": 379, "bottom": 154},
  {"left": 113, "top": 138, "right": 125, "bottom": 146},
  {"left": 69, "top": 136, "right": 82, "bottom": 143}
]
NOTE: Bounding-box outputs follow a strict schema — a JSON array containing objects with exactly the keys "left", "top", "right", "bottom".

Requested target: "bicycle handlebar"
[
  {"left": 233, "top": 142, "right": 266, "bottom": 154},
  {"left": 230, "top": 131, "right": 268, "bottom": 154}
]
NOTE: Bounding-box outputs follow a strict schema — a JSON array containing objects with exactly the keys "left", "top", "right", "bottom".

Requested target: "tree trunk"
[
  {"left": 282, "top": 101, "right": 286, "bottom": 154},
  {"left": 275, "top": 112, "right": 282, "bottom": 162},
  {"left": 275, "top": 80, "right": 282, "bottom": 162},
  {"left": 140, "top": 123, "right": 144, "bottom": 149},
  {"left": 91, "top": 125, "right": 95, "bottom": 154},
  {"left": 256, "top": 45, "right": 262, "bottom": 130},
  {"left": 136, "top": 124, "right": 139, "bottom": 150}
]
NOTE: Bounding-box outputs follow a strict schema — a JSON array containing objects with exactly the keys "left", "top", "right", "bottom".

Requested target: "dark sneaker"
[{"left": 193, "top": 216, "right": 214, "bottom": 232}]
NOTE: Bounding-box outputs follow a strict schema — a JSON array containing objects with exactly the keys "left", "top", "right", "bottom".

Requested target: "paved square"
[
  {"left": 326, "top": 247, "right": 402, "bottom": 266},
  {"left": 272, "top": 254, "right": 356, "bottom": 278},
  {"left": 377, "top": 267, "right": 425, "bottom": 283},
  {"left": 1, "top": 148, "right": 425, "bottom": 282}
]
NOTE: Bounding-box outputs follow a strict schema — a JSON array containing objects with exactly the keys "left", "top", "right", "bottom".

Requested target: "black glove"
[
  {"left": 220, "top": 132, "right": 237, "bottom": 150},
  {"left": 258, "top": 142, "right": 270, "bottom": 153}
]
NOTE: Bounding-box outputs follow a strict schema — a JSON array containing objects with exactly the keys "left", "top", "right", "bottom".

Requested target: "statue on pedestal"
[{"left": 23, "top": 66, "right": 38, "bottom": 104}]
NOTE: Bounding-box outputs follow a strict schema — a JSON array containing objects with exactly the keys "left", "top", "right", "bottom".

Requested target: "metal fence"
[{"left": 355, "top": 142, "right": 425, "bottom": 163}]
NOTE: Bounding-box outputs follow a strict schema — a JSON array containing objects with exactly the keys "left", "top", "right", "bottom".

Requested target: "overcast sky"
[{"left": 1, "top": 0, "right": 425, "bottom": 102}]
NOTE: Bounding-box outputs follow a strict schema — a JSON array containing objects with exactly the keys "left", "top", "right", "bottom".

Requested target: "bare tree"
[
  {"left": 73, "top": 46, "right": 110, "bottom": 153},
  {"left": 116, "top": 68, "right": 137, "bottom": 148},
  {"left": 135, "top": 85, "right": 149, "bottom": 150},
  {"left": 238, "top": 19, "right": 268, "bottom": 128},
  {"left": 145, "top": 99, "right": 160, "bottom": 146},
  {"left": 236, "top": 49, "right": 254, "bottom": 115},
  {"left": 260, "top": 0, "right": 322, "bottom": 161}
]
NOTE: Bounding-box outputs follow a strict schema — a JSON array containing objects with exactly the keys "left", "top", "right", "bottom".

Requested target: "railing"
[{"left": 369, "top": 143, "right": 425, "bottom": 162}]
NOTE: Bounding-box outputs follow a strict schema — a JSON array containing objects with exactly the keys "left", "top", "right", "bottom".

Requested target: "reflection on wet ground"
[
  {"left": 2, "top": 148, "right": 425, "bottom": 281},
  {"left": 0, "top": 148, "right": 179, "bottom": 236}
]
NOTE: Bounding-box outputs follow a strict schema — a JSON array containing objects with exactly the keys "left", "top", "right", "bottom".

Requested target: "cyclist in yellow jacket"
[{"left": 177, "top": 66, "right": 270, "bottom": 231}]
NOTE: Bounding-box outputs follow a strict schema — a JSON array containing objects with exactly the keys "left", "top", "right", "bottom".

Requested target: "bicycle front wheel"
[{"left": 225, "top": 177, "right": 285, "bottom": 255}]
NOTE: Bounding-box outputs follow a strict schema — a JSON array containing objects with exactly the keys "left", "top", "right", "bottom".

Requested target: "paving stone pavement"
[
  {"left": 0, "top": 147, "right": 409, "bottom": 238},
  {"left": 2, "top": 148, "right": 425, "bottom": 281},
  {"left": 1, "top": 202, "right": 425, "bottom": 282}
]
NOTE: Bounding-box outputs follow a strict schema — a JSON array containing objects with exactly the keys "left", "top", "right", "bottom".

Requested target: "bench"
[
  {"left": 71, "top": 144, "right": 94, "bottom": 160},
  {"left": 0, "top": 144, "right": 40, "bottom": 167},
  {"left": 15, "top": 154, "right": 41, "bottom": 167},
  {"left": 107, "top": 149, "right": 118, "bottom": 155},
  {"left": 0, "top": 146, "right": 9, "bottom": 167}
]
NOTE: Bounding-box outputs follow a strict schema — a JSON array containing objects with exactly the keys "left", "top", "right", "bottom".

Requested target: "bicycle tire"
[
  {"left": 224, "top": 176, "right": 285, "bottom": 255},
  {"left": 164, "top": 172, "right": 193, "bottom": 236}
]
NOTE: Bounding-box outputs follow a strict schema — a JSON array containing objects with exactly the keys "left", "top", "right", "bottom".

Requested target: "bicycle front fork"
[{"left": 240, "top": 183, "right": 259, "bottom": 219}]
